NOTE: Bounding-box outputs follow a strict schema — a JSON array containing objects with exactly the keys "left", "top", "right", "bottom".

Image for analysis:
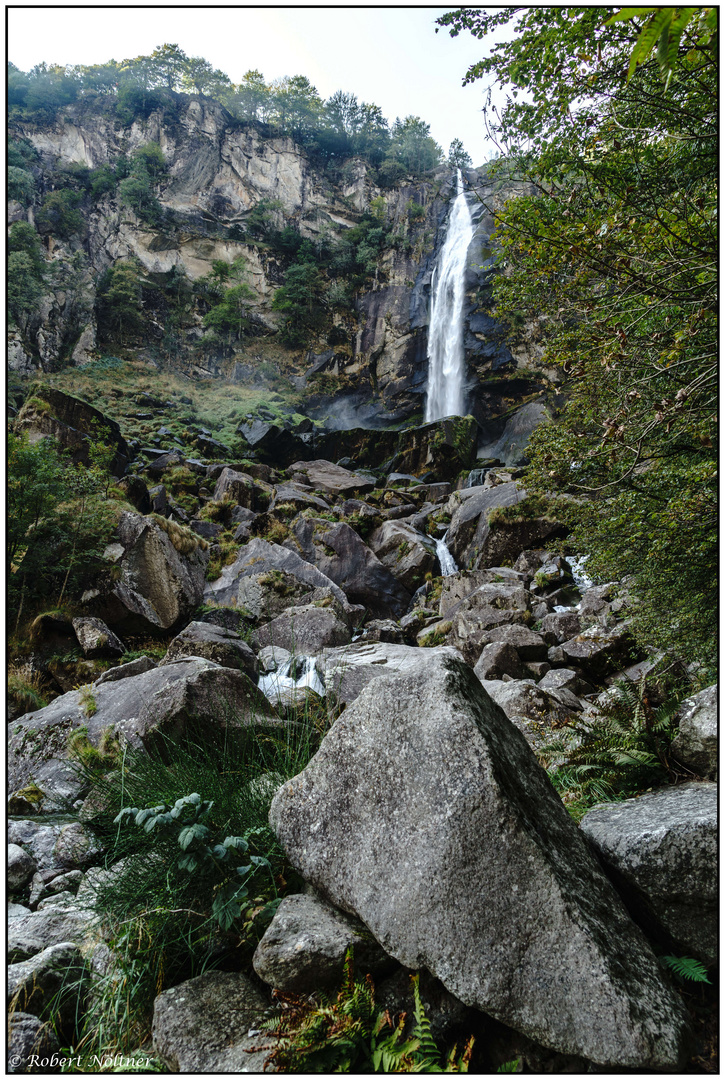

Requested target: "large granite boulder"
[
  {"left": 152, "top": 971, "right": 273, "bottom": 1072},
  {"left": 8, "top": 658, "right": 279, "bottom": 806},
  {"left": 8, "top": 904, "right": 97, "bottom": 963},
  {"left": 83, "top": 511, "right": 209, "bottom": 635},
  {"left": 580, "top": 782, "right": 717, "bottom": 962},
  {"left": 288, "top": 517, "right": 411, "bottom": 619},
  {"left": 253, "top": 604, "right": 351, "bottom": 654},
  {"left": 252, "top": 892, "right": 394, "bottom": 993},
  {"left": 14, "top": 386, "right": 130, "bottom": 477},
  {"left": 430, "top": 582, "right": 535, "bottom": 664},
  {"left": 476, "top": 678, "right": 578, "bottom": 751},
  {"left": 670, "top": 684, "right": 717, "bottom": 780},
  {"left": 9, "top": 844, "right": 37, "bottom": 892},
  {"left": 8, "top": 943, "right": 87, "bottom": 1030},
  {"left": 160, "top": 621, "right": 258, "bottom": 681},
  {"left": 204, "top": 537, "right": 349, "bottom": 614},
  {"left": 446, "top": 483, "right": 565, "bottom": 570},
  {"left": 367, "top": 520, "right": 438, "bottom": 593},
  {"left": 319, "top": 641, "right": 464, "bottom": 708},
  {"left": 287, "top": 459, "right": 375, "bottom": 496},
  {"left": 212, "top": 467, "right": 266, "bottom": 509},
  {"left": 71, "top": 617, "right": 125, "bottom": 659},
  {"left": 270, "top": 656, "right": 690, "bottom": 1068},
  {"left": 559, "top": 623, "right": 639, "bottom": 681},
  {"left": 393, "top": 416, "right": 478, "bottom": 482}
]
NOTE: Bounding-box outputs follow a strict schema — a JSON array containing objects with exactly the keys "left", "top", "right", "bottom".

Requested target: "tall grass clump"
[{"left": 72, "top": 715, "right": 323, "bottom": 1061}]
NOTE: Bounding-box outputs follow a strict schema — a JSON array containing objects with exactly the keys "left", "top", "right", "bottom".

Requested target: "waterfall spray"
[{"left": 425, "top": 170, "right": 475, "bottom": 422}]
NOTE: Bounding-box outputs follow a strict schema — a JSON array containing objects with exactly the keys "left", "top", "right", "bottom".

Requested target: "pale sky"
[{"left": 7, "top": 5, "right": 505, "bottom": 166}]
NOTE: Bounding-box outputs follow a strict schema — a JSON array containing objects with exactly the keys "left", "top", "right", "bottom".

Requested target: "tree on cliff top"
[{"left": 439, "top": 6, "right": 717, "bottom": 667}]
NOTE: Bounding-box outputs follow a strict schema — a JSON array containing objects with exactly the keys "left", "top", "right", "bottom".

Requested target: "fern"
[
  {"left": 540, "top": 675, "right": 683, "bottom": 819},
  {"left": 262, "top": 950, "right": 474, "bottom": 1072},
  {"left": 661, "top": 955, "right": 711, "bottom": 984}
]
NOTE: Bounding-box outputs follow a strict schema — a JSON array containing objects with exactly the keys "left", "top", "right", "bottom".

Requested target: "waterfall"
[
  {"left": 425, "top": 169, "right": 475, "bottom": 422},
  {"left": 435, "top": 531, "right": 458, "bottom": 577}
]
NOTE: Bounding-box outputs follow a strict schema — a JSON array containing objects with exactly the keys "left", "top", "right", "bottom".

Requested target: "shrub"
[
  {"left": 8, "top": 668, "right": 48, "bottom": 714},
  {"left": 35, "top": 189, "right": 84, "bottom": 238}
]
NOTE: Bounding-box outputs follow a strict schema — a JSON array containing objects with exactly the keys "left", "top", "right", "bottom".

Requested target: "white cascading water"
[
  {"left": 425, "top": 169, "right": 475, "bottom": 422},
  {"left": 435, "top": 531, "right": 458, "bottom": 576}
]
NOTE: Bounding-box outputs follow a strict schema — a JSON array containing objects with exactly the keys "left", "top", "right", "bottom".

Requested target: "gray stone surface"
[
  {"left": 287, "top": 459, "right": 375, "bottom": 496},
  {"left": 477, "top": 624, "right": 548, "bottom": 661},
  {"left": 319, "top": 641, "right": 464, "bottom": 708},
  {"left": 71, "top": 617, "right": 125, "bottom": 659},
  {"left": 7, "top": 823, "right": 64, "bottom": 873},
  {"left": 580, "top": 782, "right": 717, "bottom": 961},
  {"left": 94, "top": 656, "right": 157, "bottom": 684},
  {"left": 152, "top": 970, "right": 274, "bottom": 1072},
  {"left": 160, "top": 620, "right": 259, "bottom": 681},
  {"left": 560, "top": 623, "right": 637, "bottom": 680},
  {"left": 86, "top": 510, "right": 209, "bottom": 635},
  {"left": 253, "top": 892, "right": 394, "bottom": 992},
  {"left": 670, "top": 684, "right": 717, "bottom": 780},
  {"left": 8, "top": 1012, "right": 61, "bottom": 1073},
  {"left": 204, "top": 537, "right": 349, "bottom": 612},
  {"left": 8, "top": 904, "right": 97, "bottom": 962},
  {"left": 367, "top": 519, "right": 438, "bottom": 593},
  {"left": 270, "top": 656, "right": 690, "bottom": 1068},
  {"left": 8, "top": 844, "right": 37, "bottom": 892},
  {"left": 253, "top": 604, "right": 351, "bottom": 654},
  {"left": 8, "top": 659, "right": 279, "bottom": 805},
  {"left": 539, "top": 611, "right": 582, "bottom": 645},
  {"left": 478, "top": 679, "right": 579, "bottom": 750},
  {"left": 8, "top": 943, "right": 87, "bottom": 1027},
  {"left": 473, "top": 642, "right": 528, "bottom": 681}
]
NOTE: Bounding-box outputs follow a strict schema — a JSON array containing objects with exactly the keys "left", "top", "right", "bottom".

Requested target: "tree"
[
  {"left": 272, "top": 261, "right": 328, "bottom": 348},
  {"left": 233, "top": 69, "right": 270, "bottom": 122},
  {"left": 270, "top": 75, "right": 323, "bottom": 141},
  {"left": 35, "top": 189, "right": 84, "bottom": 238},
  {"left": 96, "top": 260, "right": 144, "bottom": 342},
  {"left": 146, "top": 43, "right": 188, "bottom": 90},
  {"left": 448, "top": 138, "right": 472, "bottom": 169},
  {"left": 8, "top": 165, "right": 35, "bottom": 204},
  {"left": 8, "top": 253, "right": 44, "bottom": 326},
  {"left": 387, "top": 116, "right": 442, "bottom": 175},
  {"left": 181, "top": 56, "right": 231, "bottom": 97},
  {"left": 439, "top": 7, "right": 717, "bottom": 666}
]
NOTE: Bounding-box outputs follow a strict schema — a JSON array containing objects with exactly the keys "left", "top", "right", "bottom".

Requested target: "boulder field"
[{"left": 7, "top": 439, "right": 717, "bottom": 1072}]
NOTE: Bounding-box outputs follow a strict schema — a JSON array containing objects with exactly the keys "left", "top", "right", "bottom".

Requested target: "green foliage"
[
  {"left": 264, "top": 953, "right": 474, "bottom": 1072},
  {"left": 78, "top": 685, "right": 98, "bottom": 718},
  {"left": 67, "top": 724, "right": 121, "bottom": 773},
  {"left": 439, "top": 7, "right": 717, "bottom": 669},
  {"left": 114, "top": 793, "right": 273, "bottom": 931},
  {"left": 272, "top": 261, "right": 329, "bottom": 348},
  {"left": 541, "top": 676, "right": 684, "bottom": 820},
  {"left": 95, "top": 261, "right": 144, "bottom": 343},
  {"left": 35, "top": 189, "right": 84, "bottom": 238},
  {"left": 8, "top": 668, "right": 48, "bottom": 714},
  {"left": 660, "top": 954, "right": 711, "bottom": 984},
  {"left": 7, "top": 252, "right": 44, "bottom": 325},
  {"left": 8, "top": 165, "right": 35, "bottom": 204},
  {"left": 448, "top": 138, "right": 472, "bottom": 169}
]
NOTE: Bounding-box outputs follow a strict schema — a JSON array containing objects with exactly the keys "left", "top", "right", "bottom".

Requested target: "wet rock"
[
  {"left": 446, "top": 483, "right": 566, "bottom": 571},
  {"left": 71, "top": 617, "right": 125, "bottom": 659},
  {"left": 8, "top": 823, "right": 64, "bottom": 874},
  {"left": 253, "top": 892, "right": 394, "bottom": 993},
  {"left": 670, "top": 684, "right": 717, "bottom": 780},
  {"left": 152, "top": 970, "right": 274, "bottom": 1072},
  {"left": 580, "top": 782, "right": 717, "bottom": 962},
  {"left": 476, "top": 401, "right": 552, "bottom": 467},
  {"left": 160, "top": 621, "right": 258, "bottom": 681},
  {"left": 9, "top": 844, "right": 37, "bottom": 893},
  {"left": 270, "top": 656, "right": 690, "bottom": 1068}
]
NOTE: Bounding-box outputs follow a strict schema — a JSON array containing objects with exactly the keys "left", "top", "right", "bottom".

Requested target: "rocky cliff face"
[{"left": 9, "top": 94, "right": 553, "bottom": 436}]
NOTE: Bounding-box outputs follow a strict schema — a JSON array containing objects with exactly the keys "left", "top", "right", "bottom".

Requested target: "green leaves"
[
  {"left": 661, "top": 954, "right": 711, "bottom": 984},
  {"left": 606, "top": 7, "right": 714, "bottom": 85}
]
